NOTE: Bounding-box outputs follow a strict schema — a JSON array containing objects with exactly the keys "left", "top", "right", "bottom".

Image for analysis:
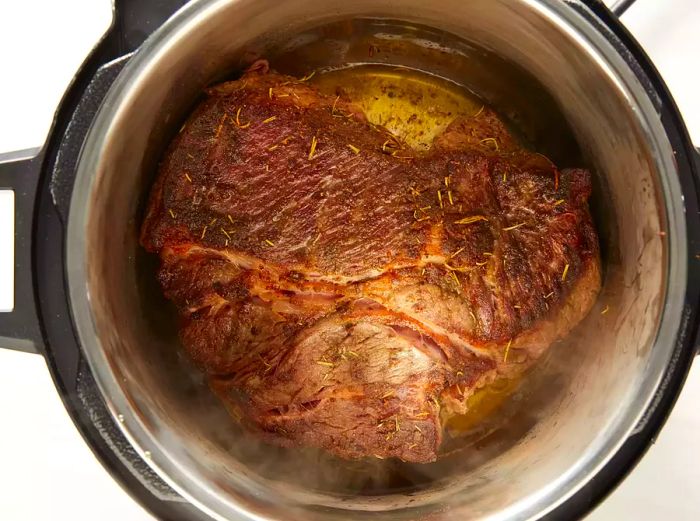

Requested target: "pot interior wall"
[{"left": 78, "top": 1, "right": 673, "bottom": 519}]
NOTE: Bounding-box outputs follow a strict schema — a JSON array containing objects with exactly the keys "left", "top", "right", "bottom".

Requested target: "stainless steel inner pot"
[{"left": 67, "top": 0, "right": 686, "bottom": 519}]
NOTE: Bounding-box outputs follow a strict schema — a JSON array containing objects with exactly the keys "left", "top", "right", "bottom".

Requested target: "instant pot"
[{"left": 1, "top": 0, "right": 699, "bottom": 519}]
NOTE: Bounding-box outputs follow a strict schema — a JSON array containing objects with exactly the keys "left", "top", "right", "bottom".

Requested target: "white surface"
[{"left": 0, "top": 0, "right": 698, "bottom": 519}]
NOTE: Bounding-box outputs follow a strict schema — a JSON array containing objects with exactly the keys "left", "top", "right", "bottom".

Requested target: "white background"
[{"left": 0, "top": 0, "right": 699, "bottom": 519}]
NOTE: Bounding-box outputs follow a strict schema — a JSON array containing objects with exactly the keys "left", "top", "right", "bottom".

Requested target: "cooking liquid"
[
  {"left": 313, "top": 65, "right": 523, "bottom": 440},
  {"left": 313, "top": 64, "right": 484, "bottom": 151}
]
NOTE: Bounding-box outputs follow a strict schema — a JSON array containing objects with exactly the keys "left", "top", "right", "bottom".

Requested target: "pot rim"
[{"left": 65, "top": 1, "right": 691, "bottom": 519}]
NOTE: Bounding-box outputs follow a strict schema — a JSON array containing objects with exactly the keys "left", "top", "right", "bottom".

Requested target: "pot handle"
[
  {"left": 0, "top": 1, "right": 189, "bottom": 355},
  {"left": 695, "top": 147, "right": 700, "bottom": 357},
  {"left": 609, "top": 0, "right": 637, "bottom": 16},
  {"left": 0, "top": 148, "right": 44, "bottom": 354}
]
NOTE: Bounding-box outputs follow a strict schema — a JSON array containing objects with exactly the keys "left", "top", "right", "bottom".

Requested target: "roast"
[{"left": 140, "top": 62, "right": 600, "bottom": 463}]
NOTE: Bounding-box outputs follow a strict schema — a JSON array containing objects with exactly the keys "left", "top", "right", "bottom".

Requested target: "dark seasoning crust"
[{"left": 141, "top": 60, "right": 601, "bottom": 463}]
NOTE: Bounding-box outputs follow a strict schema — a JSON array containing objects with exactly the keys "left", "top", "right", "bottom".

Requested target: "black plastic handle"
[
  {"left": 610, "top": 0, "right": 638, "bottom": 17},
  {"left": 0, "top": 0, "right": 189, "bottom": 356},
  {"left": 0, "top": 148, "right": 44, "bottom": 354},
  {"left": 694, "top": 147, "right": 700, "bottom": 356}
]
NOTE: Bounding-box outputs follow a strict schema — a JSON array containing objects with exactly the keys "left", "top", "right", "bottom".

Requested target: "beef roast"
[{"left": 140, "top": 62, "right": 601, "bottom": 463}]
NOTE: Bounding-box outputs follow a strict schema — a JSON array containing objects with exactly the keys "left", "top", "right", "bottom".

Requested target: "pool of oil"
[
  {"left": 313, "top": 64, "right": 484, "bottom": 151},
  {"left": 443, "top": 377, "right": 522, "bottom": 438}
]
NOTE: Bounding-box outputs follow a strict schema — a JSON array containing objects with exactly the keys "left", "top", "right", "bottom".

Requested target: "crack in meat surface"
[{"left": 141, "top": 63, "right": 601, "bottom": 463}]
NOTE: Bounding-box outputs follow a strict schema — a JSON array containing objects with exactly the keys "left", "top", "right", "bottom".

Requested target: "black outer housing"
[{"left": 0, "top": 1, "right": 698, "bottom": 519}]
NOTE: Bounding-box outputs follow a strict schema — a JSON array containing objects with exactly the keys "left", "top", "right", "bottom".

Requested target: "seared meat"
[{"left": 141, "top": 62, "right": 600, "bottom": 463}]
